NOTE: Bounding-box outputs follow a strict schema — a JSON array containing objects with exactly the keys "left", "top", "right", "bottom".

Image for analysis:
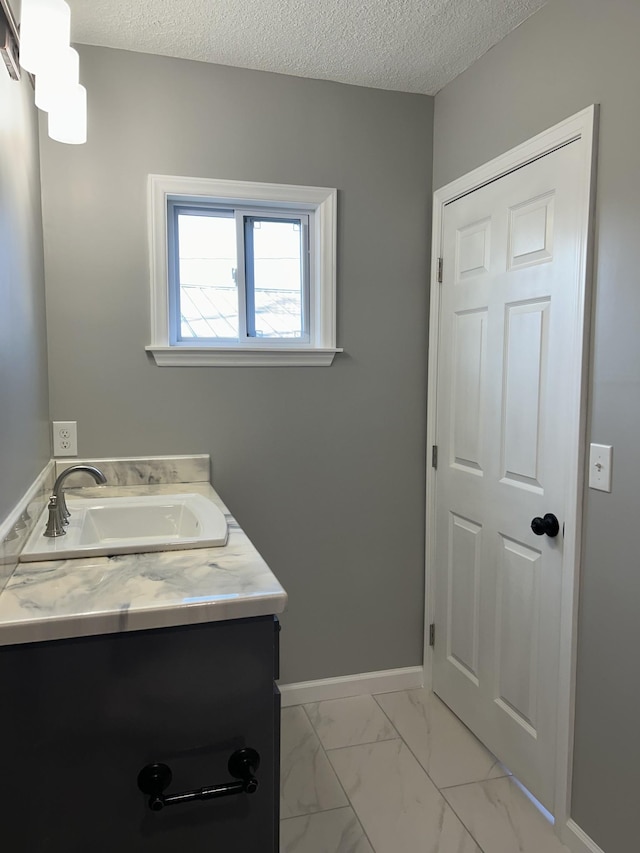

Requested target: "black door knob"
[{"left": 531, "top": 513, "right": 560, "bottom": 537}]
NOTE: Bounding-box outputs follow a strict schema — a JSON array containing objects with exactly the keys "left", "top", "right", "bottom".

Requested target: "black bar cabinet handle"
[{"left": 137, "top": 747, "right": 260, "bottom": 811}]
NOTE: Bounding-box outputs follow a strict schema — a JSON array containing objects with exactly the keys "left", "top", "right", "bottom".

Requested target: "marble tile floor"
[{"left": 280, "top": 689, "right": 570, "bottom": 853}]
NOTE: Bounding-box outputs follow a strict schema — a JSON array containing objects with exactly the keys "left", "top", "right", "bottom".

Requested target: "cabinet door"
[{"left": 0, "top": 617, "right": 278, "bottom": 853}]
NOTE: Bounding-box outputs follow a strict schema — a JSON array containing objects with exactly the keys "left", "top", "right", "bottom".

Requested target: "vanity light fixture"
[
  {"left": 18, "top": 0, "right": 70, "bottom": 75},
  {"left": 0, "top": 0, "right": 88, "bottom": 144},
  {"left": 47, "top": 78, "right": 86, "bottom": 144},
  {"left": 34, "top": 44, "right": 78, "bottom": 110}
]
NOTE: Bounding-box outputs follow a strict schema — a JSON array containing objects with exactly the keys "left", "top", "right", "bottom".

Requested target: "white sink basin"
[{"left": 19, "top": 493, "right": 228, "bottom": 562}]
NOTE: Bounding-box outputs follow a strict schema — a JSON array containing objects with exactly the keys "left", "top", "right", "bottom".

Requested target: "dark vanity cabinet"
[{"left": 0, "top": 615, "right": 281, "bottom": 852}]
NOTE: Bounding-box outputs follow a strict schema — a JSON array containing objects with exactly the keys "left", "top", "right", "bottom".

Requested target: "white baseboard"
[
  {"left": 278, "top": 666, "right": 424, "bottom": 707},
  {"left": 561, "top": 819, "right": 606, "bottom": 853}
]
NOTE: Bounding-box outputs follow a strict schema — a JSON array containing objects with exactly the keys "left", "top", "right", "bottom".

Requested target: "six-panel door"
[{"left": 433, "top": 139, "right": 586, "bottom": 810}]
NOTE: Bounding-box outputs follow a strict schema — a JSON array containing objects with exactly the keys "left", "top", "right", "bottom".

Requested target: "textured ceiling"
[{"left": 66, "top": 0, "right": 548, "bottom": 96}]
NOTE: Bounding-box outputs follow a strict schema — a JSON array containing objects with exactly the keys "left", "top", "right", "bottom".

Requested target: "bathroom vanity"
[{"left": 0, "top": 457, "right": 287, "bottom": 852}]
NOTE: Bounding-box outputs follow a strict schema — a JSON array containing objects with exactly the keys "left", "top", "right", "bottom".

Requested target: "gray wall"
[
  {"left": 0, "top": 33, "right": 50, "bottom": 532},
  {"left": 39, "top": 47, "right": 433, "bottom": 684},
  {"left": 434, "top": 1, "right": 640, "bottom": 849}
]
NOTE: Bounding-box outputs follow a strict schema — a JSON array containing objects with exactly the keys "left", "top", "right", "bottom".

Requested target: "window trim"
[{"left": 147, "top": 175, "right": 341, "bottom": 366}]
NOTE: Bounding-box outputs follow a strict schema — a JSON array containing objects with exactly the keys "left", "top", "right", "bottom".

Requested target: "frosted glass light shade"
[
  {"left": 19, "top": 0, "right": 71, "bottom": 74},
  {"left": 35, "top": 47, "right": 79, "bottom": 112},
  {"left": 48, "top": 84, "right": 87, "bottom": 144}
]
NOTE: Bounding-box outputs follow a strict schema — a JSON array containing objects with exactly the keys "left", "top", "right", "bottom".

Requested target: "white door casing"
[{"left": 425, "top": 107, "right": 597, "bottom": 835}]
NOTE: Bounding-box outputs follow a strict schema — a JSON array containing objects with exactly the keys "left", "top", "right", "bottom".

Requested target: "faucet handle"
[
  {"left": 43, "top": 495, "right": 66, "bottom": 538},
  {"left": 58, "top": 490, "right": 70, "bottom": 523}
]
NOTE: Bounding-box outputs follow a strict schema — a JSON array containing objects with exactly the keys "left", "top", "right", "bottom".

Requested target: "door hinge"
[
  {"left": 429, "top": 623, "right": 435, "bottom": 647},
  {"left": 431, "top": 445, "right": 438, "bottom": 469},
  {"left": 437, "top": 258, "right": 443, "bottom": 283}
]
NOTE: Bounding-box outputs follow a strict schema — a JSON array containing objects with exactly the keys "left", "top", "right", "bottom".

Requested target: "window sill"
[{"left": 146, "top": 346, "right": 343, "bottom": 367}]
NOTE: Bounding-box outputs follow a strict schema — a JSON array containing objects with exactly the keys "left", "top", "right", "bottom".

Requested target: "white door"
[{"left": 432, "top": 138, "right": 587, "bottom": 811}]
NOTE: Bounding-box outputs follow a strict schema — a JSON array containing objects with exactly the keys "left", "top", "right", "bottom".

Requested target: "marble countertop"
[{"left": 0, "top": 479, "right": 287, "bottom": 647}]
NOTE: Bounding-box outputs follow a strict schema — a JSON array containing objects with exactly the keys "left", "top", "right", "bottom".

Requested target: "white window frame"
[{"left": 147, "top": 175, "right": 341, "bottom": 367}]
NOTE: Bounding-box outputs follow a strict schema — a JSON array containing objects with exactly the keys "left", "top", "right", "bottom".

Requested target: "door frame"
[{"left": 424, "top": 105, "right": 598, "bottom": 843}]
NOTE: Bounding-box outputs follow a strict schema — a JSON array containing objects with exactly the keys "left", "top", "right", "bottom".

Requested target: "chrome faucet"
[{"left": 44, "top": 465, "right": 107, "bottom": 538}]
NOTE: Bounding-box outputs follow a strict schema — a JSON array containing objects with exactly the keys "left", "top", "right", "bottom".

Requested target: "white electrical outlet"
[
  {"left": 588, "top": 443, "right": 612, "bottom": 492},
  {"left": 52, "top": 421, "right": 78, "bottom": 457}
]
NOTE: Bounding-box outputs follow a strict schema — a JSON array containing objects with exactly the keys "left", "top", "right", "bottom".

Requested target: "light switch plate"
[{"left": 588, "top": 443, "right": 612, "bottom": 492}]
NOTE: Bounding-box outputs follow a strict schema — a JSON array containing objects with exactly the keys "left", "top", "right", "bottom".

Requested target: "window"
[{"left": 147, "top": 175, "right": 340, "bottom": 366}]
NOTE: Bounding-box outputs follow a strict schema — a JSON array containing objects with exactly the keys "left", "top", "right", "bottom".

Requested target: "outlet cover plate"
[{"left": 52, "top": 421, "right": 78, "bottom": 457}]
